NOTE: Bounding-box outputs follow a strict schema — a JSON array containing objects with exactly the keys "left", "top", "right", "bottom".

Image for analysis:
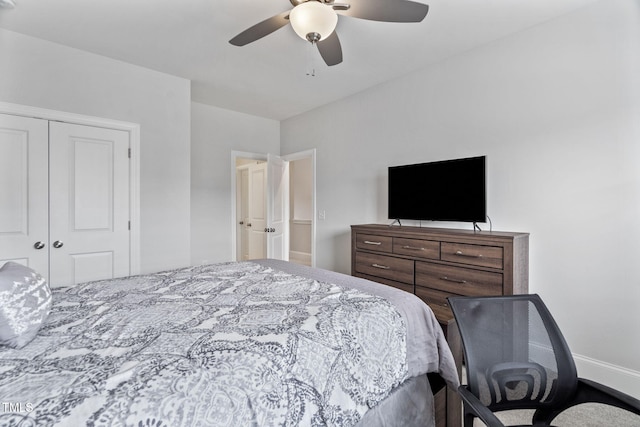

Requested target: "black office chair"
[{"left": 447, "top": 294, "right": 640, "bottom": 427}]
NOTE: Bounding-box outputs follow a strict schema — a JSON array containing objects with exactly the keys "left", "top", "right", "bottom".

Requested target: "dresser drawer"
[
  {"left": 393, "top": 237, "right": 440, "bottom": 260},
  {"left": 356, "top": 233, "right": 393, "bottom": 253},
  {"left": 441, "top": 242, "right": 503, "bottom": 269},
  {"left": 355, "top": 252, "right": 414, "bottom": 284},
  {"left": 415, "top": 286, "right": 457, "bottom": 322},
  {"left": 415, "top": 262, "right": 503, "bottom": 296}
]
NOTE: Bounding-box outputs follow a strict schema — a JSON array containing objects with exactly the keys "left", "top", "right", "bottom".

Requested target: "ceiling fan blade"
[
  {"left": 229, "top": 11, "right": 291, "bottom": 46},
  {"left": 336, "top": 0, "right": 428, "bottom": 23},
  {"left": 316, "top": 31, "right": 343, "bottom": 66}
]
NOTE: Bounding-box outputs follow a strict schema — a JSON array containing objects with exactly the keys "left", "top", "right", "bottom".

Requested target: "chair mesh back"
[{"left": 449, "top": 295, "right": 579, "bottom": 411}]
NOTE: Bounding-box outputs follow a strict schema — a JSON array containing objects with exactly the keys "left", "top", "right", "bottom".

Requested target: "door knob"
[
  {"left": 239, "top": 221, "right": 244, "bottom": 225},
  {"left": 53, "top": 240, "right": 64, "bottom": 249},
  {"left": 247, "top": 223, "right": 252, "bottom": 227},
  {"left": 34, "top": 241, "right": 45, "bottom": 250}
]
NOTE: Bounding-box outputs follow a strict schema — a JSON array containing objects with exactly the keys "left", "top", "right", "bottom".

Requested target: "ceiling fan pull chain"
[{"left": 306, "top": 41, "right": 316, "bottom": 77}]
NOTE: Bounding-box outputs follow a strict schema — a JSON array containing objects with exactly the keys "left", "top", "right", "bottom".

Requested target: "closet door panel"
[
  {"left": 0, "top": 114, "right": 49, "bottom": 276},
  {"left": 49, "top": 122, "right": 130, "bottom": 287}
]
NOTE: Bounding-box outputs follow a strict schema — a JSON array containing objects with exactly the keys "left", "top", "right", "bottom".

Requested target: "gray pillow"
[{"left": 0, "top": 262, "right": 52, "bottom": 349}]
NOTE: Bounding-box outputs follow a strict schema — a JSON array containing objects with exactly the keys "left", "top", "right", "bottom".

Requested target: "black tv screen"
[{"left": 388, "top": 156, "right": 486, "bottom": 223}]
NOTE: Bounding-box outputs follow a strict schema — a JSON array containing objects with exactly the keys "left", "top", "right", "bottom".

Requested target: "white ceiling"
[{"left": 0, "top": 0, "right": 596, "bottom": 120}]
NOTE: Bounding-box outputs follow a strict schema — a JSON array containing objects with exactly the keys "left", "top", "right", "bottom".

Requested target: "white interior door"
[
  {"left": 248, "top": 162, "right": 267, "bottom": 259},
  {"left": 49, "top": 122, "right": 130, "bottom": 286},
  {"left": 236, "top": 166, "right": 250, "bottom": 261},
  {"left": 266, "top": 154, "right": 289, "bottom": 260},
  {"left": 0, "top": 114, "right": 49, "bottom": 275}
]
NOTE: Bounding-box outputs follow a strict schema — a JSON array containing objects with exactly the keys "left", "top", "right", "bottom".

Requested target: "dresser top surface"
[{"left": 351, "top": 224, "right": 529, "bottom": 241}]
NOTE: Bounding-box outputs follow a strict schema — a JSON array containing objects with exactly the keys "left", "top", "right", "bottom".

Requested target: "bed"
[{"left": 0, "top": 259, "right": 458, "bottom": 426}]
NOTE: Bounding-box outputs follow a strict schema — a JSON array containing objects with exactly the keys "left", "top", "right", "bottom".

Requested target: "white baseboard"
[
  {"left": 526, "top": 343, "right": 639, "bottom": 398},
  {"left": 573, "top": 353, "right": 640, "bottom": 398},
  {"left": 289, "top": 251, "right": 312, "bottom": 266}
]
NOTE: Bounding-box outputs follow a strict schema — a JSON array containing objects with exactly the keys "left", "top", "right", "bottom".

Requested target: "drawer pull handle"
[
  {"left": 402, "top": 245, "right": 425, "bottom": 251},
  {"left": 440, "top": 276, "right": 467, "bottom": 284},
  {"left": 364, "top": 241, "right": 382, "bottom": 245},
  {"left": 455, "top": 250, "right": 483, "bottom": 258},
  {"left": 372, "top": 263, "right": 391, "bottom": 270}
]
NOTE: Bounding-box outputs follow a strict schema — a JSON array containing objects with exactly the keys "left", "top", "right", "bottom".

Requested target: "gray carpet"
[{"left": 473, "top": 404, "right": 640, "bottom": 426}]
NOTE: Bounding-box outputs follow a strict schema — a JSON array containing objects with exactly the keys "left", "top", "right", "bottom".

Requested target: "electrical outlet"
[{"left": 318, "top": 210, "right": 326, "bottom": 220}]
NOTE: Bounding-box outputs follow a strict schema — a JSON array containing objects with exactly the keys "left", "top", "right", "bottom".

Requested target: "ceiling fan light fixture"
[{"left": 289, "top": 1, "right": 338, "bottom": 43}]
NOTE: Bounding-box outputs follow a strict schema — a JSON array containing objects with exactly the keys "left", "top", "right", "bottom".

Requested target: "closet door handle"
[
  {"left": 53, "top": 240, "right": 64, "bottom": 249},
  {"left": 34, "top": 241, "right": 46, "bottom": 250}
]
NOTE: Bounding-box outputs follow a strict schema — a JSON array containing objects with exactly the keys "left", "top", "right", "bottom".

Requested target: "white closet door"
[
  {"left": 0, "top": 114, "right": 49, "bottom": 275},
  {"left": 49, "top": 122, "right": 130, "bottom": 286}
]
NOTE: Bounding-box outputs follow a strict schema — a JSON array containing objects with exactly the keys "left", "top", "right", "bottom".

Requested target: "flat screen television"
[{"left": 388, "top": 156, "right": 486, "bottom": 223}]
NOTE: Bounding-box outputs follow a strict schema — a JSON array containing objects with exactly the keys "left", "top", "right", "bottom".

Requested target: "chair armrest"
[
  {"left": 576, "top": 378, "right": 640, "bottom": 414},
  {"left": 533, "top": 377, "right": 640, "bottom": 425},
  {"left": 458, "top": 385, "right": 506, "bottom": 427}
]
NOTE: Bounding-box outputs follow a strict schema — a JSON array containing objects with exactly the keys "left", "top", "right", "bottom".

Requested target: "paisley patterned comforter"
[{"left": 0, "top": 260, "right": 457, "bottom": 426}]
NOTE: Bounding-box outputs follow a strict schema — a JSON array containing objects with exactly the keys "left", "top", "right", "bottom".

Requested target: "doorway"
[
  {"left": 231, "top": 150, "right": 316, "bottom": 267},
  {"left": 236, "top": 159, "right": 267, "bottom": 261},
  {"left": 287, "top": 156, "right": 313, "bottom": 266}
]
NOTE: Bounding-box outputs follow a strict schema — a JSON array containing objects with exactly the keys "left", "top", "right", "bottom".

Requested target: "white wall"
[
  {"left": 281, "top": 0, "right": 640, "bottom": 395},
  {"left": 0, "top": 29, "right": 192, "bottom": 274},
  {"left": 190, "top": 102, "right": 280, "bottom": 265}
]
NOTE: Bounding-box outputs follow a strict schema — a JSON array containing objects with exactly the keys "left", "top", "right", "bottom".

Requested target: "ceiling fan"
[{"left": 229, "top": 0, "right": 429, "bottom": 66}]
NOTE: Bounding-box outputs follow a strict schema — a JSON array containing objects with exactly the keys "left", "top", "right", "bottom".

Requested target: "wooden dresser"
[{"left": 351, "top": 224, "right": 529, "bottom": 427}]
